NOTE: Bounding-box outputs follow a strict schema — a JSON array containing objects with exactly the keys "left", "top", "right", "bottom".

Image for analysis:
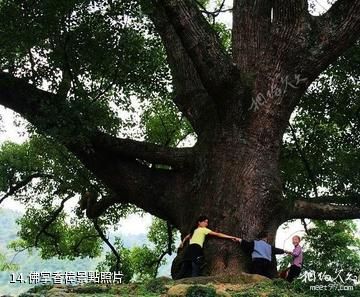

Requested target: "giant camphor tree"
[{"left": 0, "top": 0, "right": 359, "bottom": 276}]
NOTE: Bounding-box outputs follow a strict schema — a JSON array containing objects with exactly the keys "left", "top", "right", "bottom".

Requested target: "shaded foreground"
[{"left": 11, "top": 273, "right": 360, "bottom": 297}]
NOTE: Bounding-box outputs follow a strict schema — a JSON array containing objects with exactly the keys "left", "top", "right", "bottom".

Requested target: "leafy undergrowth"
[{"left": 17, "top": 275, "right": 360, "bottom": 297}]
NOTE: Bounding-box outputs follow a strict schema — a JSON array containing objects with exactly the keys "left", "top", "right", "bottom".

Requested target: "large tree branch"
[
  {"left": 0, "top": 72, "right": 66, "bottom": 130},
  {"left": 76, "top": 140, "right": 192, "bottom": 226},
  {"left": 254, "top": 0, "right": 360, "bottom": 120},
  {"left": 148, "top": 4, "right": 217, "bottom": 134},
  {"left": 150, "top": 0, "right": 237, "bottom": 99},
  {"left": 236, "top": 0, "right": 359, "bottom": 133},
  {"left": 89, "top": 131, "right": 194, "bottom": 169},
  {"left": 303, "top": 0, "right": 360, "bottom": 80},
  {"left": 71, "top": 141, "right": 190, "bottom": 224},
  {"left": 0, "top": 72, "right": 192, "bottom": 225},
  {"left": 0, "top": 72, "right": 193, "bottom": 169},
  {"left": 290, "top": 195, "right": 360, "bottom": 220}
]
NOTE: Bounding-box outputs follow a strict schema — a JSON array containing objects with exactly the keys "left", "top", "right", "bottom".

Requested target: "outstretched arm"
[
  {"left": 235, "top": 238, "right": 254, "bottom": 254},
  {"left": 272, "top": 246, "right": 286, "bottom": 255},
  {"left": 208, "top": 231, "right": 238, "bottom": 240}
]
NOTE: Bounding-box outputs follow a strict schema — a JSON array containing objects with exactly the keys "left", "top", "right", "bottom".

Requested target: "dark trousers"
[
  {"left": 176, "top": 244, "right": 203, "bottom": 278},
  {"left": 286, "top": 264, "right": 301, "bottom": 282},
  {"left": 251, "top": 258, "right": 272, "bottom": 278}
]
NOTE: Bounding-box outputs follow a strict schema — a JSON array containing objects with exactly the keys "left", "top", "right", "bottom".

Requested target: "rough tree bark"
[{"left": 0, "top": 0, "right": 360, "bottom": 276}]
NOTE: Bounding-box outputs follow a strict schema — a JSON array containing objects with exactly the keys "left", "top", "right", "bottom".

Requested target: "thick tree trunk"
[{"left": 172, "top": 115, "right": 287, "bottom": 275}]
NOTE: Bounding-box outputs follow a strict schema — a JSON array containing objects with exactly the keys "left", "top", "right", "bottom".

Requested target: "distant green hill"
[{"left": 0, "top": 208, "right": 171, "bottom": 296}]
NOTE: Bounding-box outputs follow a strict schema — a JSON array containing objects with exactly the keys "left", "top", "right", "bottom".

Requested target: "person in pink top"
[{"left": 285, "top": 235, "right": 303, "bottom": 282}]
